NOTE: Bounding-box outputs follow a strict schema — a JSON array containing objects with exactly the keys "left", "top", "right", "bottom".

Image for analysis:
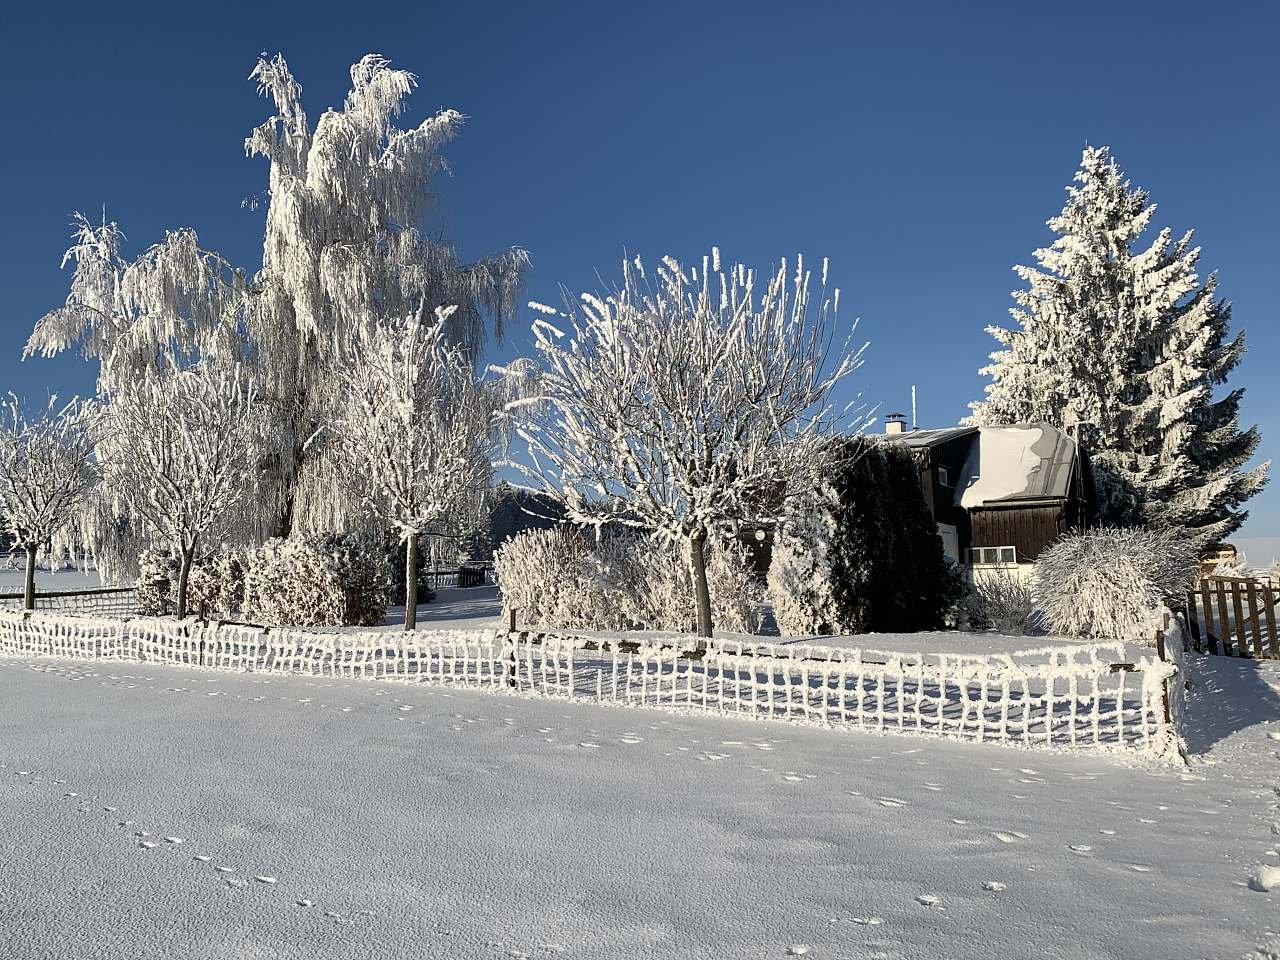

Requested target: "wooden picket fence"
[{"left": 1183, "top": 575, "right": 1280, "bottom": 659}]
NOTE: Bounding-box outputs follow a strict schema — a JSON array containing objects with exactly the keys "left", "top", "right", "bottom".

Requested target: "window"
[
  {"left": 937, "top": 466, "right": 951, "bottom": 487},
  {"left": 968, "top": 546, "right": 1018, "bottom": 566}
]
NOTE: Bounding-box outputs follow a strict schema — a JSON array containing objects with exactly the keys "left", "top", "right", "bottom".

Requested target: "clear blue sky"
[{"left": 1, "top": 1, "right": 1276, "bottom": 534}]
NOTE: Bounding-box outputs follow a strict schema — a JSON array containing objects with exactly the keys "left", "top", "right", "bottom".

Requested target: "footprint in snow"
[
  {"left": 577, "top": 742, "right": 600, "bottom": 749},
  {"left": 193, "top": 855, "right": 211, "bottom": 863},
  {"left": 849, "top": 917, "right": 884, "bottom": 926},
  {"left": 786, "top": 946, "right": 810, "bottom": 957},
  {"left": 1068, "top": 845, "right": 1093, "bottom": 855},
  {"left": 992, "top": 831, "right": 1025, "bottom": 844},
  {"left": 138, "top": 841, "right": 157, "bottom": 849},
  {"left": 915, "top": 894, "right": 941, "bottom": 907},
  {"left": 255, "top": 876, "right": 277, "bottom": 885},
  {"left": 618, "top": 736, "right": 644, "bottom": 744},
  {"left": 982, "top": 881, "right": 1007, "bottom": 892},
  {"left": 164, "top": 837, "right": 184, "bottom": 845},
  {"left": 782, "top": 774, "right": 805, "bottom": 782},
  {"left": 1128, "top": 864, "right": 1152, "bottom": 873},
  {"left": 877, "top": 797, "right": 908, "bottom": 808}
]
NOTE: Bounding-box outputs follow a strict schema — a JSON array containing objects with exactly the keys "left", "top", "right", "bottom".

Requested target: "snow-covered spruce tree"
[
  {"left": 970, "top": 146, "right": 1267, "bottom": 545},
  {"left": 768, "top": 437, "right": 958, "bottom": 636},
  {"left": 513, "top": 250, "right": 866, "bottom": 638},
  {"left": 0, "top": 397, "right": 100, "bottom": 609},
  {"left": 328, "top": 308, "right": 495, "bottom": 630},
  {"left": 243, "top": 53, "right": 527, "bottom": 539},
  {"left": 98, "top": 366, "right": 261, "bottom": 619}
]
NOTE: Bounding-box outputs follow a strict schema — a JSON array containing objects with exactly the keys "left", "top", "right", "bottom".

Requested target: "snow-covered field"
[{"left": 2, "top": 634, "right": 1279, "bottom": 959}]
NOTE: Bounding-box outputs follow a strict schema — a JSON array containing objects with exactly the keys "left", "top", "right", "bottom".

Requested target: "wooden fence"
[{"left": 1183, "top": 575, "right": 1280, "bottom": 659}]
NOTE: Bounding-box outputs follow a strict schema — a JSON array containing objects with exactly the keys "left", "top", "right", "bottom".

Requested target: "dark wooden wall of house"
[
  {"left": 917, "top": 433, "right": 973, "bottom": 533},
  {"left": 969, "top": 505, "right": 1069, "bottom": 562}
]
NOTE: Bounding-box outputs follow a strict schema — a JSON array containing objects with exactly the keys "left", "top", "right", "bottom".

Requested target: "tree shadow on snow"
[{"left": 1182, "top": 652, "right": 1280, "bottom": 755}]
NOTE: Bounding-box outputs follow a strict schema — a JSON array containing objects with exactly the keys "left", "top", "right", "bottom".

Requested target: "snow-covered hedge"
[
  {"left": 494, "top": 528, "right": 762, "bottom": 634},
  {"left": 135, "top": 549, "right": 179, "bottom": 617},
  {"left": 1034, "top": 527, "right": 1196, "bottom": 642},
  {"left": 187, "top": 550, "right": 248, "bottom": 621},
  {"left": 963, "top": 567, "right": 1036, "bottom": 635},
  {"left": 241, "top": 534, "right": 389, "bottom": 627}
]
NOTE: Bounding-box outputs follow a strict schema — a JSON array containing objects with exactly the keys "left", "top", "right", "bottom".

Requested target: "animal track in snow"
[{"left": 992, "top": 831, "right": 1026, "bottom": 844}]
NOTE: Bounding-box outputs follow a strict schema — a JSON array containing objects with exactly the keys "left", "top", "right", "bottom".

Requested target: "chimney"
[{"left": 884, "top": 413, "right": 907, "bottom": 435}]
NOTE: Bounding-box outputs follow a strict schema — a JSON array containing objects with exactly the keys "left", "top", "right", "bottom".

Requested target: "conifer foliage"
[
  {"left": 970, "top": 146, "right": 1267, "bottom": 545},
  {"left": 769, "top": 437, "right": 958, "bottom": 636}
]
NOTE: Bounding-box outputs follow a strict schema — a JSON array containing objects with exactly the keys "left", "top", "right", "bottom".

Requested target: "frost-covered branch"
[
  {"left": 329, "top": 307, "right": 495, "bottom": 628},
  {"left": 98, "top": 366, "right": 262, "bottom": 617},
  {"left": 0, "top": 396, "right": 101, "bottom": 608},
  {"left": 511, "top": 249, "right": 868, "bottom": 636}
]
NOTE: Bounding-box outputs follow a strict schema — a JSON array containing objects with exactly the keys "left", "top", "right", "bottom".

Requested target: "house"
[{"left": 882, "top": 415, "right": 1095, "bottom": 572}]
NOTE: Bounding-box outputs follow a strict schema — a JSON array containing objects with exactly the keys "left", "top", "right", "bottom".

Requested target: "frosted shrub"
[
  {"left": 636, "top": 537, "right": 763, "bottom": 635},
  {"left": 242, "top": 534, "right": 388, "bottom": 627},
  {"left": 186, "top": 551, "right": 247, "bottom": 621},
  {"left": 135, "top": 549, "right": 179, "bottom": 617},
  {"left": 965, "top": 567, "right": 1036, "bottom": 635},
  {"left": 494, "top": 528, "right": 763, "bottom": 634},
  {"left": 1034, "top": 527, "right": 1196, "bottom": 642}
]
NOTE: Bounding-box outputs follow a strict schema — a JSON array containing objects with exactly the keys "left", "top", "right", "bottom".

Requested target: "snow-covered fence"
[
  {"left": 0, "top": 610, "right": 1185, "bottom": 761},
  {"left": 506, "top": 631, "right": 1183, "bottom": 759},
  {"left": 0, "top": 587, "right": 138, "bottom": 618}
]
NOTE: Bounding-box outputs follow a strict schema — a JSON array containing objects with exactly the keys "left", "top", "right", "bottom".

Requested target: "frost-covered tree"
[
  {"left": 30, "top": 53, "right": 527, "bottom": 544},
  {"left": 514, "top": 250, "right": 866, "bottom": 638},
  {"left": 970, "top": 146, "right": 1267, "bottom": 545},
  {"left": 243, "top": 53, "right": 526, "bottom": 538},
  {"left": 98, "top": 366, "right": 261, "bottom": 618},
  {"left": 0, "top": 397, "right": 100, "bottom": 609},
  {"left": 26, "top": 214, "right": 246, "bottom": 394},
  {"left": 329, "top": 308, "right": 495, "bottom": 630}
]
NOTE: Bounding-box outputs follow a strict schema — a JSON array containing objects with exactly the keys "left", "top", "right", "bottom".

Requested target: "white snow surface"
[
  {"left": 2, "top": 641, "right": 1279, "bottom": 958},
  {"left": 955, "top": 426, "right": 1045, "bottom": 509}
]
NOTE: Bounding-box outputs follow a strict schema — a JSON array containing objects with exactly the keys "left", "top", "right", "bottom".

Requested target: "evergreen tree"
[
  {"left": 769, "top": 437, "right": 957, "bottom": 635},
  {"left": 970, "top": 146, "right": 1267, "bottom": 544}
]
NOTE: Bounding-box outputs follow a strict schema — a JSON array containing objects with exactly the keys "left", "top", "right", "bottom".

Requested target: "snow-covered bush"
[
  {"left": 494, "top": 528, "right": 763, "bottom": 634},
  {"left": 768, "top": 437, "right": 959, "bottom": 636},
  {"left": 135, "top": 549, "right": 179, "bottom": 617},
  {"left": 186, "top": 550, "right": 247, "bottom": 621},
  {"left": 963, "top": 567, "right": 1036, "bottom": 635},
  {"left": 1034, "top": 527, "right": 1196, "bottom": 642},
  {"left": 241, "top": 534, "right": 388, "bottom": 627}
]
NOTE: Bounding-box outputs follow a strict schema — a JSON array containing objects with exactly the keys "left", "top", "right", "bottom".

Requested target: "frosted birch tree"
[
  {"left": 970, "top": 147, "right": 1267, "bottom": 544},
  {"left": 98, "top": 366, "right": 261, "bottom": 618},
  {"left": 329, "top": 307, "right": 495, "bottom": 630},
  {"left": 513, "top": 250, "right": 867, "bottom": 638},
  {"left": 0, "top": 397, "right": 100, "bottom": 609},
  {"left": 243, "top": 53, "right": 526, "bottom": 538},
  {"left": 29, "top": 53, "right": 526, "bottom": 549}
]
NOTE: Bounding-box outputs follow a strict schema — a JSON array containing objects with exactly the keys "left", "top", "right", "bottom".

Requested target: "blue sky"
[{"left": 1, "top": 1, "right": 1276, "bottom": 534}]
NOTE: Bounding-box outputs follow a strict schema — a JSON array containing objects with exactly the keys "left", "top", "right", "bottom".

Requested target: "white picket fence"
[{"left": 0, "top": 609, "right": 1186, "bottom": 761}]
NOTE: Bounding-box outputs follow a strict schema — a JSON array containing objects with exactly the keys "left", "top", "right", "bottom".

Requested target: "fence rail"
[
  {"left": 0, "top": 587, "right": 139, "bottom": 619},
  {"left": 0, "top": 609, "right": 1184, "bottom": 762},
  {"left": 1184, "top": 576, "right": 1280, "bottom": 659}
]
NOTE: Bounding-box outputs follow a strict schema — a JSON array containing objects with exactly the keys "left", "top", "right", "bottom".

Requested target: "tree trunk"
[
  {"left": 175, "top": 544, "right": 196, "bottom": 620},
  {"left": 405, "top": 532, "right": 419, "bottom": 631},
  {"left": 23, "top": 543, "right": 37, "bottom": 611},
  {"left": 690, "top": 532, "right": 713, "bottom": 640}
]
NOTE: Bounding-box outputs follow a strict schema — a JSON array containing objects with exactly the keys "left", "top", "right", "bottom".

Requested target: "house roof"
[
  {"left": 954, "top": 424, "right": 1077, "bottom": 508},
  {"left": 882, "top": 425, "right": 977, "bottom": 449}
]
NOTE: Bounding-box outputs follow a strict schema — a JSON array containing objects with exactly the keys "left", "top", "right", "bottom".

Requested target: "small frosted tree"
[
  {"left": 0, "top": 397, "right": 100, "bottom": 609},
  {"left": 99, "top": 366, "right": 261, "bottom": 618},
  {"left": 329, "top": 307, "right": 495, "bottom": 630},
  {"left": 514, "top": 250, "right": 866, "bottom": 638}
]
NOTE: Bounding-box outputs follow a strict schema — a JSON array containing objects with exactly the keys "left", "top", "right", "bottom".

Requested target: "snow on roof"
[
  {"left": 954, "top": 424, "right": 1076, "bottom": 508},
  {"left": 881, "top": 425, "right": 977, "bottom": 449}
]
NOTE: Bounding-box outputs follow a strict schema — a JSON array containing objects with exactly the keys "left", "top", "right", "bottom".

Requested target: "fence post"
[{"left": 508, "top": 606, "right": 516, "bottom": 634}]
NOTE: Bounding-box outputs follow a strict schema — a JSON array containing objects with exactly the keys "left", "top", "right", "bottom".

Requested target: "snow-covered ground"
[
  {"left": 0, "top": 564, "right": 104, "bottom": 592},
  {"left": 2, "top": 640, "right": 1278, "bottom": 959}
]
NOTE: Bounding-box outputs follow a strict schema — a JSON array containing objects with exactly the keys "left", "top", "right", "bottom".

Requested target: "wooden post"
[
  {"left": 1265, "top": 584, "right": 1280, "bottom": 659},
  {"left": 1231, "top": 580, "right": 1248, "bottom": 658},
  {"left": 508, "top": 606, "right": 516, "bottom": 633},
  {"left": 1214, "top": 580, "right": 1232, "bottom": 656},
  {"left": 1185, "top": 591, "right": 1202, "bottom": 651},
  {"left": 1201, "top": 580, "right": 1218, "bottom": 655},
  {"left": 1246, "top": 579, "right": 1264, "bottom": 658}
]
